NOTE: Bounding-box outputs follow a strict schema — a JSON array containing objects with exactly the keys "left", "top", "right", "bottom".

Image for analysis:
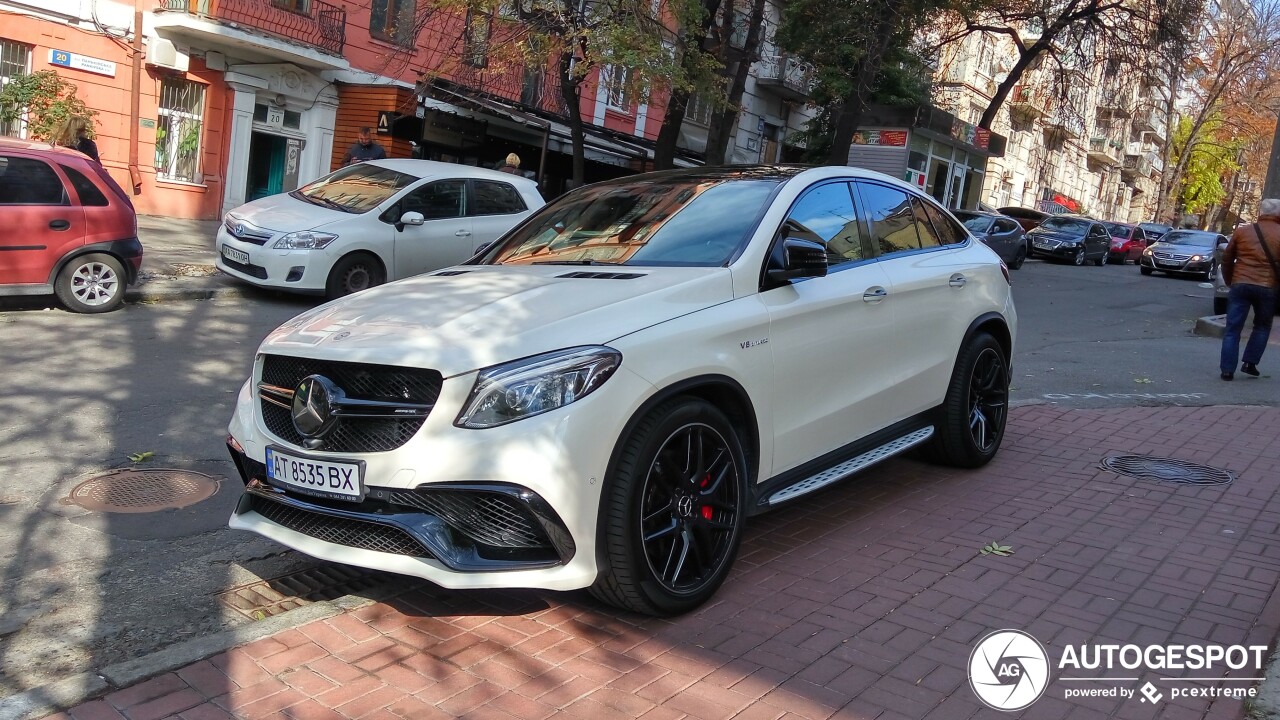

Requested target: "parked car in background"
[
  {"left": 1138, "top": 222, "right": 1173, "bottom": 243},
  {"left": 0, "top": 138, "right": 141, "bottom": 313},
  {"left": 1102, "top": 222, "right": 1148, "bottom": 264},
  {"left": 224, "top": 165, "right": 1016, "bottom": 616},
  {"left": 1027, "top": 215, "right": 1110, "bottom": 266},
  {"left": 954, "top": 210, "right": 1028, "bottom": 268},
  {"left": 216, "top": 160, "right": 545, "bottom": 299},
  {"left": 998, "top": 206, "right": 1050, "bottom": 233},
  {"left": 1139, "top": 229, "right": 1224, "bottom": 281}
]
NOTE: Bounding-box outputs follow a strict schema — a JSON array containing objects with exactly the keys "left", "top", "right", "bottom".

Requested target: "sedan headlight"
[
  {"left": 273, "top": 231, "right": 338, "bottom": 250},
  {"left": 1190, "top": 255, "right": 1203, "bottom": 262},
  {"left": 456, "top": 346, "right": 622, "bottom": 429},
  {"left": 1143, "top": 247, "right": 1154, "bottom": 256}
]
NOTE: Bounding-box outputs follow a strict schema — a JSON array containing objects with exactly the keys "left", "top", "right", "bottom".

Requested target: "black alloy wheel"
[
  {"left": 922, "top": 332, "right": 1009, "bottom": 468},
  {"left": 967, "top": 346, "right": 1009, "bottom": 454},
  {"left": 1073, "top": 247, "right": 1086, "bottom": 266}
]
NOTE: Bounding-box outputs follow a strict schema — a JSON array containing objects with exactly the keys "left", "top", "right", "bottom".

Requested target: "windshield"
[
  {"left": 292, "top": 164, "right": 417, "bottom": 213},
  {"left": 483, "top": 177, "right": 780, "bottom": 267},
  {"left": 1038, "top": 217, "right": 1090, "bottom": 233},
  {"left": 1160, "top": 230, "right": 1218, "bottom": 247},
  {"left": 1102, "top": 222, "right": 1131, "bottom": 237},
  {"left": 953, "top": 213, "right": 992, "bottom": 233},
  {"left": 1139, "top": 223, "right": 1171, "bottom": 235}
]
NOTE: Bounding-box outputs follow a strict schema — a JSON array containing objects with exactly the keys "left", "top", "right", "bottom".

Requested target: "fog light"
[{"left": 285, "top": 267, "right": 304, "bottom": 282}]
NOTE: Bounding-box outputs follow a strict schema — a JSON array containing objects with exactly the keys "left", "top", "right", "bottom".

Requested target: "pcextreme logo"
[
  {"left": 968, "top": 630, "right": 1267, "bottom": 711},
  {"left": 969, "top": 630, "right": 1051, "bottom": 711}
]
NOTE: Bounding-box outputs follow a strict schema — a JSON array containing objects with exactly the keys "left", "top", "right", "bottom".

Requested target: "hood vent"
[
  {"left": 433, "top": 270, "right": 471, "bottom": 276},
  {"left": 556, "top": 271, "right": 645, "bottom": 280}
]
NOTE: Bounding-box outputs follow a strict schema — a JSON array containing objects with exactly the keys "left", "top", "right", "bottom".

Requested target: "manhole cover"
[
  {"left": 65, "top": 469, "right": 220, "bottom": 513},
  {"left": 1101, "top": 455, "right": 1235, "bottom": 486},
  {"left": 217, "top": 566, "right": 403, "bottom": 619}
]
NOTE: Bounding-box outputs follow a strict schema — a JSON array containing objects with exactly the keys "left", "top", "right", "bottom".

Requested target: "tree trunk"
[
  {"left": 655, "top": 0, "right": 723, "bottom": 169},
  {"left": 824, "top": 11, "right": 894, "bottom": 166},
  {"left": 1152, "top": 62, "right": 1183, "bottom": 224},
  {"left": 558, "top": 51, "right": 586, "bottom": 186},
  {"left": 705, "top": 0, "right": 766, "bottom": 164},
  {"left": 978, "top": 37, "right": 1052, "bottom": 130}
]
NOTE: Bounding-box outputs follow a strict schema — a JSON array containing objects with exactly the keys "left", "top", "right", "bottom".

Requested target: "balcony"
[
  {"left": 1008, "top": 84, "right": 1050, "bottom": 120},
  {"left": 1121, "top": 152, "right": 1152, "bottom": 180},
  {"left": 1131, "top": 106, "right": 1167, "bottom": 143},
  {"left": 1087, "top": 136, "right": 1123, "bottom": 167},
  {"left": 1043, "top": 109, "right": 1084, "bottom": 141},
  {"left": 158, "top": 0, "right": 346, "bottom": 59},
  {"left": 756, "top": 54, "right": 815, "bottom": 101}
]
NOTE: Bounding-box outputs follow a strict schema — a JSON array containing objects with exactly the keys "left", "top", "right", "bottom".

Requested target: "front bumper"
[
  {"left": 214, "top": 226, "right": 330, "bottom": 293},
  {"left": 1029, "top": 241, "right": 1083, "bottom": 260},
  {"left": 1139, "top": 254, "right": 1213, "bottom": 273}
]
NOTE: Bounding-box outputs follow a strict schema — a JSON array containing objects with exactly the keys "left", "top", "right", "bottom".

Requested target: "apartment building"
[{"left": 933, "top": 29, "right": 1168, "bottom": 222}]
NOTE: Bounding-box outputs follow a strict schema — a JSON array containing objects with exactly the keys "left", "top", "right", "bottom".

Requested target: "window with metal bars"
[
  {"left": 685, "top": 92, "right": 715, "bottom": 126},
  {"left": 155, "top": 78, "right": 205, "bottom": 183},
  {"left": 463, "top": 9, "right": 491, "bottom": 68},
  {"left": 602, "top": 65, "right": 631, "bottom": 111},
  {"left": 371, "top": 0, "right": 416, "bottom": 46},
  {"left": 0, "top": 39, "right": 32, "bottom": 138}
]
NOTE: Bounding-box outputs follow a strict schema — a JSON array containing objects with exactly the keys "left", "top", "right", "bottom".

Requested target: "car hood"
[
  {"left": 1148, "top": 241, "right": 1216, "bottom": 255},
  {"left": 259, "top": 265, "right": 735, "bottom": 376},
  {"left": 227, "top": 193, "right": 351, "bottom": 233},
  {"left": 1029, "top": 229, "right": 1083, "bottom": 243}
]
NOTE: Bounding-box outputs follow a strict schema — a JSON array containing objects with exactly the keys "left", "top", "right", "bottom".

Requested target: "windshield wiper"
[
  {"left": 531, "top": 259, "right": 622, "bottom": 266},
  {"left": 293, "top": 191, "right": 353, "bottom": 213}
]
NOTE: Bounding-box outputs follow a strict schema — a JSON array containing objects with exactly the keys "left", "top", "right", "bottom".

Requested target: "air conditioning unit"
[{"left": 145, "top": 38, "right": 189, "bottom": 72}]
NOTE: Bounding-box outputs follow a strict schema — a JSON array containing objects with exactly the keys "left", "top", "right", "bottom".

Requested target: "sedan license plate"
[
  {"left": 221, "top": 245, "right": 250, "bottom": 265},
  {"left": 1033, "top": 241, "right": 1052, "bottom": 250},
  {"left": 264, "top": 446, "right": 364, "bottom": 501}
]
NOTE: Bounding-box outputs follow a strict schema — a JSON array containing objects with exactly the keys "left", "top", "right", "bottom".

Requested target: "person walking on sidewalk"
[
  {"left": 1219, "top": 197, "right": 1280, "bottom": 380},
  {"left": 53, "top": 116, "right": 100, "bottom": 164},
  {"left": 341, "top": 127, "right": 387, "bottom": 166}
]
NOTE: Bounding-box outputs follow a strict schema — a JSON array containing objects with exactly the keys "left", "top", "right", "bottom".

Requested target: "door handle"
[
  {"left": 949, "top": 273, "right": 967, "bottom": 288},
  {"left": 455, "top": 230, "right": 472, "bottom": 237},
  {"left": 49, "top": 219, "right": 71, "bottom": 231},
  {"left": 862, "top": 286, "right": 887, "bottom": 303}
]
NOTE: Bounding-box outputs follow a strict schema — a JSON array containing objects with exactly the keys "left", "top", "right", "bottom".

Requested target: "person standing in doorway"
[
  {"left": 499, "top": 153, "right": 521, "bottom": 174},
  {"left": 342, "top": 127, "right": 387, "bottom": 166},
  {"left": 1219, "top": 197, "right": 1280, "bottom": 380},
  {"left": 54, "top": 116, "right": 100, "bottom": 164}
]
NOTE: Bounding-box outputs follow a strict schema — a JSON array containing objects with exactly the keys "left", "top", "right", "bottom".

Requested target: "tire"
[
  {"left": 1094, "top": 252, "right": 1105, "bottom": 267},
  {"left": 591, "top": 397, "right": 748, "bottom": 616},
  {"left": 1140, "top": 265, "right": 1153, "bottom": 276},
  {"left": 1011, "top": 246, "right": 1027, "bottom": 270},
  {"left": 1073, "top": 248, "right": 1086, "bottom": 266},
  {"left": 1214, "top": 297, "right": 1228, "bottom": 315},
  {"left": 54, "top": 253, "right": 126, "bottom": 313},
  {"left": 922, "top": 332, "right": 1009, "bottom": 469},
  {"left": 1201, "top": 262, "right": 1215, "bottom": 281},
  {"left": 325, "top": 252, "right": 385, "bottom": 299}
]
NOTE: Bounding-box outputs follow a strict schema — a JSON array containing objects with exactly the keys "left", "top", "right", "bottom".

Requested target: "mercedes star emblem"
[{"left": 291, "top": 374, "right": 342, "bottom": 438}]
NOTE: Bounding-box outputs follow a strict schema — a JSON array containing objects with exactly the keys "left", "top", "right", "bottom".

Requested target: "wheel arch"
[
  {"left": 962, "top": 312, "right": 1012, "bottom": 365},
  {"left": 327, "top": 249, "right": 389, "bottom": 287},
  {"left": 46, "top": 240, "right": 141, "bottom": 287},
  {"left": 594, "top": 374, "right": 761, "bottom": 556}
]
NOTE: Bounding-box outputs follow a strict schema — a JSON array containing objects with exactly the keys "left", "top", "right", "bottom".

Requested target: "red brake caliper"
[{"left": 700, "top": 473, "right": 713, "bottom": 519}]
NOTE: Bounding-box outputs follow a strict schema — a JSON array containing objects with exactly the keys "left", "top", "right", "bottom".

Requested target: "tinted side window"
[
  {"left": 400, "top": 180, "right": 465, "bottom": 220},
  {"left": 910, "top": 197, "right": 945, "bottom": 250},
  {"left": 857, "top": 182, "right": 919, "bottom": 255},
  {"left": 0, "top": 156, "right": 67, "bottom": 205},
  {"left": 996, "top": 219, "right": 1019, "bottom": 234},
  {"left": 782, "top": 182, "right": 864, "bottom": 264},
  {"left": 61, "top": 165, "right": 110, "bottom": 206},
  {"left": 920, "top": 199, "right": 969, "bottom": 245},
  {"left": 471, "top": 180, "right": 527, "bottom": 216}
]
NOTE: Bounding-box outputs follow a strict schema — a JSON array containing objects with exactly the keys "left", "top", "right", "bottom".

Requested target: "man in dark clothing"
[
  {"left": 1219, "top": 197, "right": 1280, "bottom": 380},
  {"left": 341, "top": 127, "right": 387, "bottom": 166}
]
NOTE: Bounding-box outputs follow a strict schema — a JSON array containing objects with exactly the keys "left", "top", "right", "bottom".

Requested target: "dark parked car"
[
  {"left": 0, "top": 138, "right": 141, "bottom": 312},
  {"left": 1027, "top": 216, "right": 1110, "bottom": 266},
  {"left": 1139, "top": 229, "right": 1224, "bottom": 281},
  {"left": 1138, "top": 222, "right": 1173, "bottom": 243},
  {"left": 998, "top": 206, "right": 1051, "bottom": 233},
  {"left": 954, "top": 210, "right": 1028, "bottom": 268},
  {"left": 1101, "top": 221, "right": 1149, "bottom": 264}
]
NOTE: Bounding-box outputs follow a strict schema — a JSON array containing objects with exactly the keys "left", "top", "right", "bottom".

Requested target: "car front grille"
[
  {"left": 387, "top": 489, "right": 551, "bottom": 550},
  {"left": 249, "top": 493, "right": 432, "bottom": 557},
  {"left": 259, "top": 355, "right": 443, "bottom": 453},
  {"left": 222, "top": 257, "right": 269, "bottom": 279},
  {"left": 225, "top": 219, "right": 273, "bottom": 245}
]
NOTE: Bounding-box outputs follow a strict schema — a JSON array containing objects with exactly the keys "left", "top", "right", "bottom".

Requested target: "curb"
[
  {"left": 1195, "top": 314, "right": 1226, "bottom": 339},
  {"left": 124, "top": 280, "right": 251, "bottom": 304},
  {"left": 0, "top": 583, "right": 410, "bottom": 720}
]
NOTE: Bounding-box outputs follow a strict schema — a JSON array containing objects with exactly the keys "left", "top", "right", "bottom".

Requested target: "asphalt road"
[{"left": 0, "top": 256, "right": 1275, "bottom": 697}]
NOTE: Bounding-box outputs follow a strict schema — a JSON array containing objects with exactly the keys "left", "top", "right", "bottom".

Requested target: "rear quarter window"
[
  {"left": 60, "top": 164, "right": 110, "bottom": 206},
  {"left": 471, "top": 180, "right": 528, "bottom": 216}
]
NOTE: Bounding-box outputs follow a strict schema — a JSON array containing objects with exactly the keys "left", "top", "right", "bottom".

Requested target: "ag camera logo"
[{"left": 969, "top": 629, "right": 1050, "bottom": 711}]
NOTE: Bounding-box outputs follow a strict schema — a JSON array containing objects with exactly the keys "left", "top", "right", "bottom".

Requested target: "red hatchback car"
[
  {"left": 1102, "top": 221, "right": 1149, "bottom": 264},
  {"left": 0, "top": 138, "right": 141, "bottom": 313}
]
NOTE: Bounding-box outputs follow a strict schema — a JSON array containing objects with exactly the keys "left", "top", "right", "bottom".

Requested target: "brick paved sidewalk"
[{"left": 52, "top": 404, "right": 1280, "bottom": 720}]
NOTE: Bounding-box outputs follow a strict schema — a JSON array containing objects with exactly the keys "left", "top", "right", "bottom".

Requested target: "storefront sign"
[
  {"left": 950, "top": 118, "right": 991, "bottom": 151},
  {"left": 377, "top": 110, "right": 399, "bottom": 134},
  {"left": 49, "top": 50, "right": 116, "bottom": 77},
  {"left": 853, "top": 129, "right": 908, "bottom": 147}
]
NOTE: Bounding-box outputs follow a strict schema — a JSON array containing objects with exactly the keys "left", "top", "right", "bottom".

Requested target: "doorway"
[{"left": 247, "top": 131, "right": 287, "bottom": 201}]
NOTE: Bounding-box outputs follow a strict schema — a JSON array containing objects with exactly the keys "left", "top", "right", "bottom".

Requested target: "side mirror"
[
  {"left": 767, "top": 238, "right": 828, "bottom": 283},
  {"left": 400, "top": 211, "right": 425, "bottom": 227}
]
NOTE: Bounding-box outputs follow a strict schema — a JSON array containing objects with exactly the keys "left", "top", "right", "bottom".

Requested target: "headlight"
[
  {"left": 455, "top": 346, "right": 622, "bottom": 428},
  {"left": 1143, "top": 247, "right": 1154, "bottom": 255},
  {"left": 274, "top": 231, "right": 338, "bottom": 250},
  {"left": 1190, "top": 255, "right": 1202, "bottom": 262}
]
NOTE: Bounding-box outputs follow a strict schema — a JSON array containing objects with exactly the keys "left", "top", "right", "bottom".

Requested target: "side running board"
[{"left": 765, "top": 426, "right": 935, "bottom": 507}]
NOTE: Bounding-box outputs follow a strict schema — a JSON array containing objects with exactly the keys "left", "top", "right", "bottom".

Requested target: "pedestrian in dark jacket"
[
  {"left": 341, "top": 127, "right": 387, "bottom": 166},
  {"left": 54, "top": 116, "right": 100, "bottom": 164},
  {"left": 1219, "top": 197, "right": 1280, "bottom": 380},
  {"left": 499, "top": 153, "right": 521, "bottom": 174}
]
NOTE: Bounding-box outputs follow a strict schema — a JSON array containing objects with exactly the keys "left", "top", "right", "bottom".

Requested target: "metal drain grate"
[
  {"left": 1100, "top": 455, "right": 1235, "bottom": 486},
  {"left": 65, "top": 469, "right": 220, "bottom": 513},
  {"left": 217, "top": 565, "right": 402, "bottom": 619}
]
